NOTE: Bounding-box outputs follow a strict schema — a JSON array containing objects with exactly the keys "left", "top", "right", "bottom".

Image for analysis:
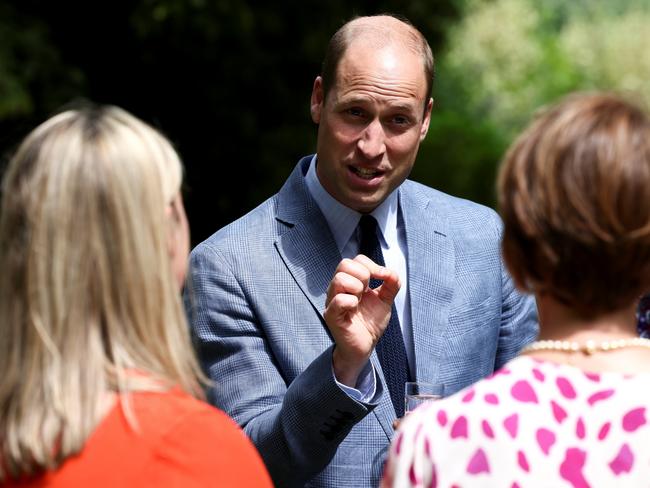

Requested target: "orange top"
[{"left": 4, "top": 389, "right": 272, "bottom": 487}]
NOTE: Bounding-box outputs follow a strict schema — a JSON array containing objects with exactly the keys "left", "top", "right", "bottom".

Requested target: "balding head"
[{"left": 320, "top": 15, "right": 434, "bottom": 109}]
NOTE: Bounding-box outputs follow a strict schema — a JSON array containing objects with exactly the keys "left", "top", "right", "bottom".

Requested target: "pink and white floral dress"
[{"left": 382, "top": 356, "right": 650, "bottom": 487}]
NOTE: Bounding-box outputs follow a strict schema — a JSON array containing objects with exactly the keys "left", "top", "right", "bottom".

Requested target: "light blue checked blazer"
[{"left": 186, "top": 156, "right": 538, "bottom": 488}]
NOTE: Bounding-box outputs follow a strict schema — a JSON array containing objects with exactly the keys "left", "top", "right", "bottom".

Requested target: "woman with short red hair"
[{"left": 383, "top": 92, "right": 650, "bottom": 487}]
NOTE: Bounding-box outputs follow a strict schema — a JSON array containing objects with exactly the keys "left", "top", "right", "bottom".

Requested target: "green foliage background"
[
  {"left": 1, "top": 0, "right": 649, "bottom": 243},
  {"left": 414, "top": 0, "right": 650, "bottom": 206}
]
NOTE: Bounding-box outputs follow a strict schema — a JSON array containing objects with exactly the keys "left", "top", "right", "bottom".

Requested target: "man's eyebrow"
[
  {"left": 388, "top": 103, "right": 418, "bottom": 113},
  {"left": 337, "top": 96, "right": 372, "bottom": 105},
  {"left": 337, "top": 97, "right": 418, "bottom": 113}
]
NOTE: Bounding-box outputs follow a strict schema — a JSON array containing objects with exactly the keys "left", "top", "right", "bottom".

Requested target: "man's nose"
[{"left": 357, "top": 119, "right": 386, "bottom": 159}]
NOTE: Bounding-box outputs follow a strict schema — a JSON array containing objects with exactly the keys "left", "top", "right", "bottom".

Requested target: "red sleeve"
[{"left": 139, "top": 404, "right": 273, "bottom": 488}]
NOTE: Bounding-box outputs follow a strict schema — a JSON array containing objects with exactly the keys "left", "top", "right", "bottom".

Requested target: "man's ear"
[
  {"left": 420, "top": 97, "right": 433, "bottom": 141},
  {"left": 310, "top": 76, "right": 324, "bottom": 124}
]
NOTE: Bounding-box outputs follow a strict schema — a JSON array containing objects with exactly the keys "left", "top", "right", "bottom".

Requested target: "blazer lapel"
[
  {"left": 274, "top": 158, "right": 341, "bottom": 319},
  {"left": 400, "top": 183, "right": 455, "bottom": 385}
]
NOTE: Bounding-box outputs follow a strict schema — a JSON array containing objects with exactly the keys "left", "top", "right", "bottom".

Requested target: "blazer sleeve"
[{"left": 185, "top": 241, "right": 383, "bottom": 487}]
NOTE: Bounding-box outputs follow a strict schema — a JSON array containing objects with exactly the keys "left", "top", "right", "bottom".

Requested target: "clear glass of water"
[{"left": 404, "top": 381, "right": 443, "bottom": 414}]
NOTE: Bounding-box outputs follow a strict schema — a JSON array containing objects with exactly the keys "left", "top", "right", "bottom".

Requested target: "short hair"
[
  {"left": 498, "top": 92, "right": 650, "bottom": 317},
  {"left": 0, "top": 105, "right": 204, "bottom": 479},
  {"left": 321, "top": 14, "right": 434, "bottom": 108}
]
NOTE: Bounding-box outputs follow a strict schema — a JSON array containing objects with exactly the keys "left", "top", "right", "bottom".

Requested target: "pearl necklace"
[{"left": 522, "top": 337, "right": 650, "bottom": 356}]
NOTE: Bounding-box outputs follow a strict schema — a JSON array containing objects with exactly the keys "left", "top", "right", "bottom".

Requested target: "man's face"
[{"left": 310, "top": 41, "right": 432, "bottom": 213}]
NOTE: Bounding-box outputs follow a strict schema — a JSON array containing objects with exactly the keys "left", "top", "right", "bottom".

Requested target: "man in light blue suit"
[{"left": 186, "top": 14, "right": 537, "bottom": 488}]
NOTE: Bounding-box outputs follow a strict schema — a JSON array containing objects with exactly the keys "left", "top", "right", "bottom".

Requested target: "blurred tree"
[
  {"left": 0, "top": 1, "right": 85, "bottom": 167},
  {"left": 416, "top": 0, "right": 650, "bottom": 206},
  {"left": 3, "top": 0, "right": 650, "bottom": 240},
  {"left": 0, "top": 0, "right": 462, "bottom": 244}
]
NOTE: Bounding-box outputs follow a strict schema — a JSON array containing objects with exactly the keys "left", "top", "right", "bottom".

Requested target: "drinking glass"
[{"left": 404, "top": 382, "right": 443, "bottom": 414}]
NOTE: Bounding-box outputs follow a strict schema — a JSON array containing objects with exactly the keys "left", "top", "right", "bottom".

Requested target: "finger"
[
  {"left": 353, "top": 255, "right": 401, "bottom": 301},
  {"left": 353, "top": 254, "right": 394, "bottom": 282},
  {"left": 353, "top": 254, "right": 383, "bottom": 276},
  {"left": 334, "top": 257, "right": 371, "bottom": 289},
  {"left": 323, "top": 293, "right": 359, "bottom": 323},
  {"left": 326, "top": 271, "right": 365, "bottom": 306}
]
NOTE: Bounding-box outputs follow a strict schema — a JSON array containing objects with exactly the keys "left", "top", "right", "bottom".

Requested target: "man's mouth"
[{"left": 350, "top": 166, "right": 381, "bottom": 180}]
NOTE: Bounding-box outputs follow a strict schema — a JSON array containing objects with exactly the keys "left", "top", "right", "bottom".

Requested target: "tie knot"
[
  {"left": 357, "top": 214, "right": 384, "bottom": 268},
  {"left": 358, "top": 214, "right": 379, "bottom": 237}
]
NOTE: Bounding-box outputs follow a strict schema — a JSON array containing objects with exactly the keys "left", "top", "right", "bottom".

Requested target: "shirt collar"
[{"left": 305, "top": 155, "right": 399, "bottom": 252}]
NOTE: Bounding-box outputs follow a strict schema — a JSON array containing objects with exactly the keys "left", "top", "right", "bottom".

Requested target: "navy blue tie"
[{"left": 358, "top": 215, "right": 411, "bottom": 417}]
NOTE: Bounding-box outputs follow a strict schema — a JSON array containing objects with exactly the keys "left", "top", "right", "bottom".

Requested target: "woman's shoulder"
[
  {"left": 397, "top": 354, "right": 650, "bottom": 463},
  {"left": 122, "top": 389, "right": 272, "bottom": 486},
  {"left": 437, "top": 357, "right": 535, "bottom": 409},
  {"left": 131, "top": 388, "right": 223, "bottom": 420},
  {"left": 128, "top": 388, "right": 246, "bottom": 444},
  {"left": 7, "top": 389, "right": 271, "bottom": 487},
  {"left": 434, "top": 355, "right": 650, "bottom": 413},
  {"left": 145, "top": 390, "right": 272, "bottom": 486},
  {"left": 388, "top": 357, "right": 650, "bottom": 487},
  {"left": 395, "top": 359, "right": 532, "bottom": 441}
]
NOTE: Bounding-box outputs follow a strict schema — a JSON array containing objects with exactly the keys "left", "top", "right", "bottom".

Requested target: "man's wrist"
[{"left": 332, "top": 346, "right": 370, "bottom": 387}]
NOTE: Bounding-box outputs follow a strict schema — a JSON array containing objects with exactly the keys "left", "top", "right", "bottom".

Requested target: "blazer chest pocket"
[{"left": 443, "top": 294, "right": 497, "bottom": 340}]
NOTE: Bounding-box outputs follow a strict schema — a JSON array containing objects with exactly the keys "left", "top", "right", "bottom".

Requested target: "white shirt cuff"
[{"left": 333, "top": 360, "right": 377, "bottom": 403}]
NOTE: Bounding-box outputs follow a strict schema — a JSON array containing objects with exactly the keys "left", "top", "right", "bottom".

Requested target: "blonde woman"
[
  {"left": 382, "top": 92, "right": 650, "bottom": 487},
  {"left": 0, "top": 106, "right": 272, "bottom": 487}
]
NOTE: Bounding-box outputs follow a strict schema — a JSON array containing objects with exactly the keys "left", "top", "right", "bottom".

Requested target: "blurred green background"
[{"left": 2, "top": 0, "right": 649, "bottom": 246}]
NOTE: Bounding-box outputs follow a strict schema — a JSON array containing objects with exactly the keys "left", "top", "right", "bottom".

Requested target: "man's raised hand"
[{"left": 324, "top": 255, "right": 400, "bottom": 387}]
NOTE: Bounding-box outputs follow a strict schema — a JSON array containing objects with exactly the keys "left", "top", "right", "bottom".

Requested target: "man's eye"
[
  {"left": 393, "top": 115, "right": 409, "bottom": 125},
  {"left": 347, "top": 108, "right": 365, "bottom": 117}
]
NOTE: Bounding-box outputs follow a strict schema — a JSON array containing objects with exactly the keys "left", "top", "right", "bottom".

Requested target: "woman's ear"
[{"left": 166, "top": 193, "right": 190, "bottom": 290}]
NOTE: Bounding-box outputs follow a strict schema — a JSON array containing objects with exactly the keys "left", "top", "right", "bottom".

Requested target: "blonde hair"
[{"left": 0, "top": 105, "right": 204, "bottom": 479}]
